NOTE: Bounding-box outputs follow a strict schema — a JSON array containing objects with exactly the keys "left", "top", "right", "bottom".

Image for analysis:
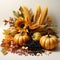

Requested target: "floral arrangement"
[{"left": 1, "top": 5, "right": 59, "bottom": 56}]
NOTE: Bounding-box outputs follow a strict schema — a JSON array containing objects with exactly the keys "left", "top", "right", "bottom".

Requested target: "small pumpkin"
[
  {"left": 14, "top": 31, "right": 30, "bottom": 46},
  {"left": 14, "top": 17, "right": 29, "bottom": 30},
  {"left": 4, "top": 27, "right": 17, "bottom": 36},
  {"left": 32, "top": 32, "right": 41, "bottom": 41},
  {"left": 39, "top": 33, "right": 58, "bottom": 50},
  {"left": 8, "top": 27, "right": 17, "bottom": 36}
]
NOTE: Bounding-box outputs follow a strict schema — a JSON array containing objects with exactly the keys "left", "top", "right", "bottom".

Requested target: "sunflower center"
[{"left": 19, "top": 23, "right": 25, "bottom": 28}]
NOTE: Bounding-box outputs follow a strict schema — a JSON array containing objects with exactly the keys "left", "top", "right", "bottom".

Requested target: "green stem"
[{"left": 48, "top": 32, "right": 50, "bottom": 38}]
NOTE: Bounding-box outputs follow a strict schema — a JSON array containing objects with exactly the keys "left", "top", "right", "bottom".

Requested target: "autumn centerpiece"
[{"left": 1, "top": 5, "right": 59, "bottom": 56}]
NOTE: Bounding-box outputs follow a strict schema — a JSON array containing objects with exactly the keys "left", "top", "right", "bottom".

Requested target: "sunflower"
[{"left": 14, "top": 17, "right": 29, "bottom": 31}]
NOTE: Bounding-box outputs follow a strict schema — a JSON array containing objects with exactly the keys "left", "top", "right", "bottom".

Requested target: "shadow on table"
[{"left": 53, "top": 43, "right": 60, "bottom": 52}]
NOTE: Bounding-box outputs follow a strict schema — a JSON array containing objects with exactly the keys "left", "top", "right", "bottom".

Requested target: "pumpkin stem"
[
  {"left": 20, "top": 31, "right": 24, "bottom": 36},
  {"left": 48, "top": 32, "right": 50, "bottom": 37}
]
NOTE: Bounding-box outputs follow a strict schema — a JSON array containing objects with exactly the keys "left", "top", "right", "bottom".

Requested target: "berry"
[{"left": 26, "top": 40, "right": 42, "bottom": 51}]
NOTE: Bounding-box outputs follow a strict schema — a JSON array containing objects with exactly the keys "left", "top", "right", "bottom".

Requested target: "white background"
[{"left": 0, "top": 0, "right": 60, "bottom": 60}]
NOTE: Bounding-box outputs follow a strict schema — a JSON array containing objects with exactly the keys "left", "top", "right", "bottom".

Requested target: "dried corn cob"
[
  {"left": 29, "top": 23, "right": 40, "bottom": 30},
  {"left": 19, "top": 6, "right": 31, "bottom": 24},
  {"left": 29, "top": 23, "right": 48, "bottom": 30},
  {"left": 33, "top": 5, "right": 41, "bottom": 23},
  {"left": 39, "top": 6, "right": 48, "bottom": 25},
  {"left": 29, "top": 6, "right": 48, "bottom": 30}
]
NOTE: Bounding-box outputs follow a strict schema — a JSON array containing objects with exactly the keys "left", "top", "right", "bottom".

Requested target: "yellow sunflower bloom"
[{"left": 14, "top": 17, "right": 29, "bottom": 31}]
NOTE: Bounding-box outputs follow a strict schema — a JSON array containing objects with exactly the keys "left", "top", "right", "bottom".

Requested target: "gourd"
[
  {"left": 8, "top": 27, "right": 17, "bottom": 36},
  {"left": 32, "top": 32, "right": 41, "bottom": 41},
  {"left": 39, "top": 33, "right": 58, "bottom": 50},
  {"left": 4, "top": 27, "right": 17, "bottom": 36}
]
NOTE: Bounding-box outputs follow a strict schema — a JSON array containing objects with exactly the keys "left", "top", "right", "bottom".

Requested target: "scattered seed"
[
  {"left": 31, "top": 53, "right": 35, "bottom": 56},
  {"left": 25, "top": 47, "right": 28, "bottom": 50},
  {"left": 24, "top": 52, "right": 28, "bottom": 56},
  {"left": 45, "top": 50, "right": 52, "bottom": 55},
  {"left": 22, "top": 46, "right": 25, "bottom": 50},
  {"left": 16, "top": 49, "right": 22, "bottom": 53},
  {"left": 36, "top": 53, "right": 40, "bottom": 56}
]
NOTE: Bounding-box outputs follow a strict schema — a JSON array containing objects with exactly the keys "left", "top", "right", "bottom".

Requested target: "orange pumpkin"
[
  {"left": 39, "top": 34, "right": 58, "bottom": 50},
  {"left": 8, "top": 27, "right": 17, "bottom": 36},
  {"left": 14, "top": 31, "right": 30, "bottom": 46}
]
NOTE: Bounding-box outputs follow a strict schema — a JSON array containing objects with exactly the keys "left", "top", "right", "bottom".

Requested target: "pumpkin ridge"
[
  {"left": 44, "top": 37, "right": 47, "bottom": 49},
  {"left": 18, "top": 34, "right": 21, "bottom": 45},
  {"left": 22, "top": 36, "right": 25, "bottom": 45},
  {"left": 51, "top": 38, "right": 55, "bottom": 49},
  {"left": 50, "top": 38, "right": 53, "bottom": 49},
  {"left": 45, "top": 37, "right": 49, "bottom": 49},
  {"left": 41, "top": 36, "right": 46, "bottom": 48},
  {"left": 48, "top": 38, "right": 50, "bottom": 49},
  {"left": 51, "top": 37, "right": 58, "bottom": 49}
]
